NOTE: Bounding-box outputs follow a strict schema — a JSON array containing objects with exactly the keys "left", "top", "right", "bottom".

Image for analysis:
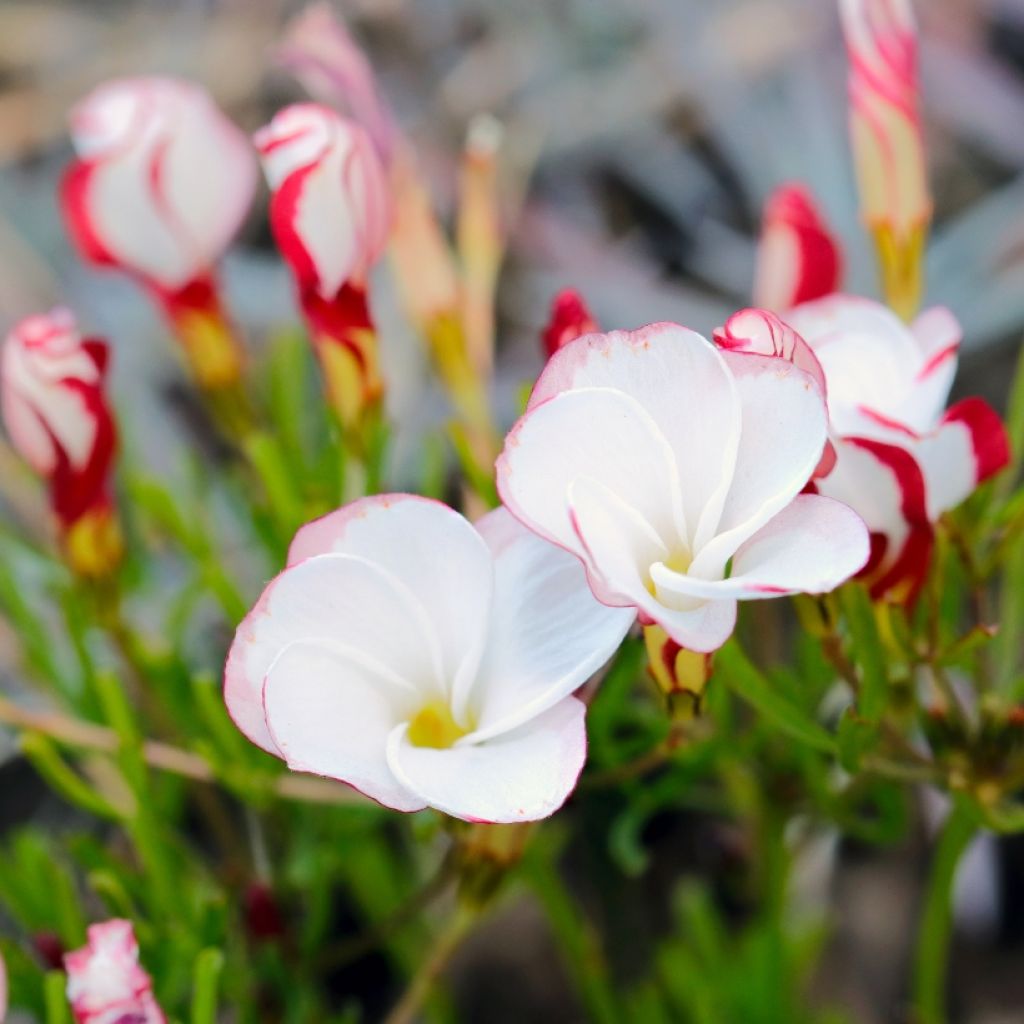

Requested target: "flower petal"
[
  {"left": 386, "top": 697, "right": 587, "bottom": 823},
  {"left": 818, "top": 436, "right": 933, "bottom": 603},
  {"left": 916, "top": 398, "right": 1010, "bottom": 518},
  {"left": 566, "top": 471, "right": 738, "bottom": 651},
  {"left": 263, "top": 640, "right": 424, "bottom": 812},
  {"left": 650, "top": 495, "right": 868, "bottom": 600},
  {"left": 224, "top": 552, "right": 440, "bottom": 754},
  {"left": 288, "top": 495, "right": 494, "bottom": 708},
  {"left": 527, "top": 323, "right": 741, "bottom": 549},
  {"left": 467, "top": 507, "right": 634, "bottom": 740},
  {"left": 689, "top": 351, "right": 828, "bottom": 576},
  {"left": 497, "top": 386, "right": 686, "bottom": 558}
]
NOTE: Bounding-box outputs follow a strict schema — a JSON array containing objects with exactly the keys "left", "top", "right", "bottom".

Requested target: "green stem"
[
  {"left": 382, "top": 904, "right": 475, "bottom": 1024},
  {"left": 912, "top": 800, "right": 977, "bottom": 1024}
]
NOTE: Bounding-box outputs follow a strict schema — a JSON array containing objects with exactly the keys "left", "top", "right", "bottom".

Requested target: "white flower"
[
  {"left": 224, "top": 497, "right": 632, "bottom": 822},
  {"left": 497, "top": 322, "right": 870, "bottom": 652},
  {"left": 784, "top": 295, "right": 1009, "bottom": 601}
]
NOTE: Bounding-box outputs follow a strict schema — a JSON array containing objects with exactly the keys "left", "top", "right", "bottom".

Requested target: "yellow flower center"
[{"left": 407, "top": 702, "right": 470, "bottom": 749}]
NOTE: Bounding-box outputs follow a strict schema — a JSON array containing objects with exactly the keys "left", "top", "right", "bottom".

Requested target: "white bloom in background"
[
  {"left": 786, "top": 295, "right": 1009, "bottom": 601},
  {"left": 497, "top": 323, "right": 869, "bottom": 652},
  {"left": 224, "top": 496, "right": 633, "bottom": 823}
]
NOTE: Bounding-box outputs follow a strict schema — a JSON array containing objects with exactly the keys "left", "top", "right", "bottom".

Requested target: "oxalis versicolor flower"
[
  {"left": 255, "top": 103, "right": 390, "bottom": 432},
  {"left": 781, "top": 296, "right": 1009, "bottom": 601},
  {"left": 224, "top": 497, "right": 632, "bottom": 822},
  {"left": 497, "top": 323, "right": 870, "bottom": 653},
  {"left": 61, "top": 77, "right": 255, "bottom": 390},
  {"left": 64, "top": 919, "right": 165, "bottom": 1024},
  {"left": 1, "top": 309, "right": 122, "bottom": 578}
]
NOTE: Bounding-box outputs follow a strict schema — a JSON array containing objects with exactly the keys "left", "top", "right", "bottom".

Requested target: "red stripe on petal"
[
  {"left": 845, "top": 435, "right": 932, "bottom": 605},
  {"left": 269, "top": 161, "right": 322, "bottom": 293},
  {"left": 59, "top": 160, "right": 118, "bottom": 269},
  {"left": 941, "top": 397, "right": 1010, "bottom": 485}
]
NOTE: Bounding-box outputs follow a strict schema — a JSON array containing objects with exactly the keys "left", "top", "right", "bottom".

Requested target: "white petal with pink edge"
[
  {"left": 386, "top": 698, "right": 587, "bottom": 824},
  {"left": 263, "top": 640, "right": 425, "bottom": 812},
  {"left": 288, "top": 495, "right": 494, "bottom": 707}
]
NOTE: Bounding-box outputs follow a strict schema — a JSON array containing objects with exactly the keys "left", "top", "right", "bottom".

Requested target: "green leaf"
[
  {"left": 715, "top": 643, "right": 837, "bottom": 755},
  {"left": 839, "top": 585, "right": 888, "bottom": 721},
  {"left": 20, "top": 734, "right": 125, "bottom": 822},
  {"left": 191, "top": 948, "right": 225, "bottom": 1024},
  {"left": 43, "top": 970, "right": 71, "bottom": 1024}
]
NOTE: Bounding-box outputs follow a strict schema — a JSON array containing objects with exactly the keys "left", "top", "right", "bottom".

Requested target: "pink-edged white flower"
[
  {"left": 754, "top": 184, "right": 842, "bottom": 312},
  {"left": 224, "top": 496, "right": 632, "bottom": 822},
  {"left": 542, "top": 289, "right": 599, "bottom": 360},
  {"left": 277, "top": 2, "right": 397, "bottom": 165},
  {"left": 62, "top": 77, "right": 255, "bottom": 295},
  {"left": 497, "top": 323, "right": 870, "bottom": 653},
  {"left": 255, "top": 104, "right": 390, "bottom": 425},
  {"left": 782, "top": 295, "right": 1009, "bottom": 601},
  {"left": 840, "top": 0, "right": 930, "bottom": 316},
  {"left": 64, "top": 920, "right": 165, "bottom": 1024},
  {"left": 1, "top": 309, "right": 121, "bottom": 576}
]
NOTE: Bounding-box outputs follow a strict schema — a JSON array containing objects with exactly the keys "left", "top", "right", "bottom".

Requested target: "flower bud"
[
  {"left": 644, "top": 624, "right": 713, "bottom": 720},
  {"left": 62, "top": 77, "right": 255, "bottom": 389},
  {"left": 754, "top": 184, "right": 842, "bottom": 311},
  {"left": 256, "top": 104, "right": 390, "bottom": 430},
  {"left": 1, "top": 309, "right": 122, "bottom": 578},
  {"left": 277, "top": 2, "right": 397, "bottom": 165},
  {"left": 541, "top": 289, "right": 599, "bottom": 360},
  {"left": 64, "top": 920, "right": 165, "bottom": 1024},
  {"left": 840, "top": 0, "right": 931, "bottom": 318}
]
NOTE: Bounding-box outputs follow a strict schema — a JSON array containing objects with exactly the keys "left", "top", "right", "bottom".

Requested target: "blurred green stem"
[
  {"left": 382, "top": 903, "right": 475, "bottom": 1024},
  {"left": 912, "top": 800, "right": 977, "bottom": 1024}
]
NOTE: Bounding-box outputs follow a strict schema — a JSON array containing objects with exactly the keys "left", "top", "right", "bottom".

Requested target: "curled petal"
[
  {"left": 713, "top": 308, "right": 835, "bottom": 479},
  {"left": 650, "top": 496, "right": 868, "bottom": 601}
]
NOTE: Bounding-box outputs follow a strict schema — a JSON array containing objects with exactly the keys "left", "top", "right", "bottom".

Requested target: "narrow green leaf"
[
  {"left": 715, "top": 643, "right": 837, "bottom": 755},
  {"left": 191, "top": 948, "right": 225, "bottom": 1024},
  {"left": 20, "top": 734, "right": 124, "bottom": 822},
  {"left": 43, "top": 970, "right": 71, "bottom": 1024},
  {"left": 840, "top": 584, "right": 888, "bottom": 721}
]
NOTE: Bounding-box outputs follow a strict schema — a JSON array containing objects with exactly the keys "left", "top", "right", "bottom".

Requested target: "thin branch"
[{"left": 0, "top": 695, "right": 367, "bottom": 807}]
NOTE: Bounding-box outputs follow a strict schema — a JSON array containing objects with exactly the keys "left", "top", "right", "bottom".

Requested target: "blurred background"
[{"left": 3, "top": 1, "right": 1024, "bottom": 1020}]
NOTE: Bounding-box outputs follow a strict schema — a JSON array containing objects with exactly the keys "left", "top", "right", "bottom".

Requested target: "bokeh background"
[{"left": 3, "top": 1, "right": 1024, "bottom": 1020}]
